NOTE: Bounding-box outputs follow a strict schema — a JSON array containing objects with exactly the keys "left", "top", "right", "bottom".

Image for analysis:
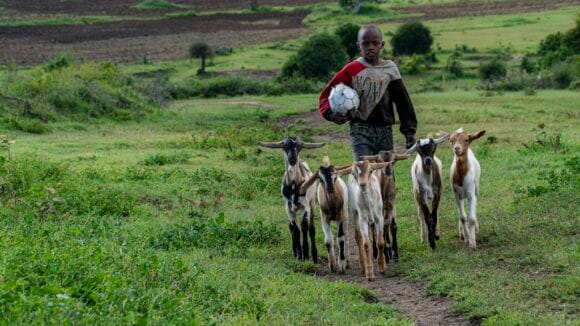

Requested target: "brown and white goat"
[
  {"left": 300, "top": 156, "right": 348, "bottom": 273},
  {"left": 407, "top": 135, "right": 448, "bottom": 251},
  {"left": 337, "top": 160, "right": 391, "bottom": 281},
  {"left": 361, "top": 151, "right": 410, "bottom": 261},
  {"left": 446, "top": 128, "right": 486, "bottom": 249},
  {"left": 258, "top": 136, "right": 324, "bottom": 262}
]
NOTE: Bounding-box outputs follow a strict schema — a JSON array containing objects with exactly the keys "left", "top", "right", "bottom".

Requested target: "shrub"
[
  {"left": 390, "top": 22, "right": 433, "bottom": 56},
  {"left": 445, "top": 53, "right": 463, "bottom": 77},
  {"left": 336, "top": 23, "right": 360, "bottom": 60},
  {"left": 280, "top": 33, "right": 347, "bottom": 81},
  {"left": 479, "top": 58, "right": 507, "bottom": 81},
  {"left": 550, "top": 62, "right": 574, "bottom": 89},
  {"left": 563, "top": 15, "right": 580, "bottom": 53},
  {"left": 43, "top": 54, "right": 73, "bottom": 72},
  {"left": 400, "top": 54, "right": 425, "bottom": 75}
]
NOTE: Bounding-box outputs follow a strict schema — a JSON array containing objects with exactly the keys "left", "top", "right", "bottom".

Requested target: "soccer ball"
[{"left": 329, "top": 83, "right": 360, "bottom": 115}]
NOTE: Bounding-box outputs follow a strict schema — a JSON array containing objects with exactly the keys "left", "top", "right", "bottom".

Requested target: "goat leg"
[
  {"left": 301, "top": 212, "right": 310, "bottom": 261},
  {"left": 391, "top": 219, "right": 399, "bottom": 261}
]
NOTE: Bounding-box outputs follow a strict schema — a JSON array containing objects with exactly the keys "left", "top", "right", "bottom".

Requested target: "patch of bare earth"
[
  {"left": 0, "top": 11, "right": 309, "bottom": 65},
  {"left": 391, "top": 0, "right": 580, "bottom": 21},
  {"left": 320, "top": 222, "right": 472, "bottom": 326}
]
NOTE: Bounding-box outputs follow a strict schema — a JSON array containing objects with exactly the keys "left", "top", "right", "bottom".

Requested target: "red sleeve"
[{"left": 318, "top": 61, "right": 365, "bottom": 121}]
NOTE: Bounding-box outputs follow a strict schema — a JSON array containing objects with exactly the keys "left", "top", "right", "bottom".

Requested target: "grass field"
[{"left": 0, "top": 89, "right": 578, "bottom": 323}]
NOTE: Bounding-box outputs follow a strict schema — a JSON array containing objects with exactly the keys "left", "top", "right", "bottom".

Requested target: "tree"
[
  {"left": 479, "top": 58, "right": 507, "bottom": 81},
  {"left": 390, "top": 22, "right": 433, "bottom": 56},
  {"left": 336, "top": 23, "right": 360, "bottom": 60},
  {"left": 189, "top": 42, "right": 212, "bottom": 75},
  {"left": 281, "top": 33, "right": 347, "bottom": 81}
]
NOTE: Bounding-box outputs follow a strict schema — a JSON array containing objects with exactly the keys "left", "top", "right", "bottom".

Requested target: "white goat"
[
  {"left": 407, "top": 135, "right": 448, "bottom": 251},
  {"left": 301, "top": 156, "right": 348, "bottom": 273},
  {"left": 337, "top": 160, "right": 391, "bottom": 281},
  {"left": 258, "top": 136, "right": 324, "bottom": 262},
  {"left": 446, "top": 128, "right": 486, "bottom": 249},
  {"left": 361, "top": 151, "right": 410, "bottom": 262}
]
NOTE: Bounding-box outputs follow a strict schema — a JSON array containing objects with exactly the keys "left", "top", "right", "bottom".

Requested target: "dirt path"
[{"left": 319, "top": 220, "right": 471, "bottom": 326}]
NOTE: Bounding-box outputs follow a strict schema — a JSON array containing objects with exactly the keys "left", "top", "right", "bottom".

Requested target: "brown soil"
[
  {"left": 0, "top": 11, "right": 310, "bottom": 65},
  {"left": 391, "top": 0, "right": 580, "bottom": 21},
  {"left": 1, "top": 0, "right": 334, "bottom": 15}
]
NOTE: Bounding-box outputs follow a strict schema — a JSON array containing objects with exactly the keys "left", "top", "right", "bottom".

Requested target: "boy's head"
[{"left": 357, "top": 25, "right": 384, "bottom": 64}]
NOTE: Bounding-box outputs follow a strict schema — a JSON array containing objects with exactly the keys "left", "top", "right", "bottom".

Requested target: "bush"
[
  {"left": 550, "top": 62, "right": 574, "bottom": 89},
  {"left": 336, "top": 23, "right": 360, "bottom": 60},
  {"left": 445, "top": 53, "right": 463, "bottom": 77},
  {"left": 479, "top": 58, "right": 507, "bottom": 81},
  {"left": 400, "top": 54, "right": 426, "bottom": 75},
  {"left": 390, "top": 22, "right": 433, "bottom": 56},
  {"left": 281, "top": 33, "right": 347, "bottom": 81}
]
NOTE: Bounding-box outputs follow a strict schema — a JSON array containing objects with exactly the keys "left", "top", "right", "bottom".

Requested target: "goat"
[
  {"left": 300, "top": 156, "right": 348, "bottom": 273},
  {"left": 337, "top": 160, "right": 391, "bottom": 281},
  {"left": 444, "top": 128, "right": 486, "bottom": 249},
  {"left": 258, "top": 136, "right": 324, "bottom": 262},
  {"left": 406, "top": 135, "right": 449, "bottom": 251},
  {"left": 361, "top": 151, "right": 410, "bottom": 262}
]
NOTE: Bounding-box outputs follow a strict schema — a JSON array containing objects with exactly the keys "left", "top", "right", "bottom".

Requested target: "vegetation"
[
  {"left": 133, "top": 0, "right": 187, "bottom": 10},
  {"left": 281, "top": 33, "right": 348, "bottom": 81},
  {"left": 479, "top": 58, "right": 507, "bottom": 81},
  {"left": 189, "top": 42, "right": 213, "bottom": 75},
  {"left": 390, "top": 22, "right": 433, "bottom": 56},
  {"left": 336, "top": 23, "right": 361, "bottom": 61}
]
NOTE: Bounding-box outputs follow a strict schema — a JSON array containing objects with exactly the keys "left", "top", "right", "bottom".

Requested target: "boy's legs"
[
  {"left": 350, "top": 122, "right": 375, "bottom": 161},
  {"left": 375, "top": 125, "right": 393, "bottom": 152}
]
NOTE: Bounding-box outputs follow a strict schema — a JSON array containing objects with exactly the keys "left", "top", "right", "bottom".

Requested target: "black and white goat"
[
  {"left": 406, "top": 135, "right": 448, "bottom": 251},
  {"left": 361, "top": 151, "right": 410, "bottom": 261},
  {"left": 258, "top": 136, "right": 324, "bottom": 262},
  {"left": 300, "top": 156, "right": 348, "bottom": 273}
]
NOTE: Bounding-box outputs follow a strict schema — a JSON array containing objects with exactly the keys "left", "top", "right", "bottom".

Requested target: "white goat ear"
[
  {"left": 258, "top": 141, "right": 284, "bottom": 148},
  {"left": 302, "top": 142, "right": 325, "bottom": 149},
  {"left": 468, "top": 130, "right": 486, "bottom": 142},
  {"left": 434, "top": 134, "right": 449, "bottom": 145}
]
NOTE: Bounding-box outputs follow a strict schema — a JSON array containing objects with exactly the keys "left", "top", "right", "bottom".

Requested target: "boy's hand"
[
  {"left": 328, "top": 112, "right": 350, "bottom": 125},
  {"left": 405, "top": 135, "right": 416, "bottom": 149}
]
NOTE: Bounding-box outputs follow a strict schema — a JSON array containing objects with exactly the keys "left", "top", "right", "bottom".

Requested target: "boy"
[{"left": 319, "top": 25, "right": 417, "bottom": 159}]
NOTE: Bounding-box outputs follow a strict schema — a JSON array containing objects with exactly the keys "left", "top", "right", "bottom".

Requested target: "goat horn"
[
  {"left": 434, "top": 134, "right": 449, "bottom": 145},
  {"left": 301, "top": 142, "right": 325, "bottom": 149},
  {"left": 336, "top": 166, "right": 353, "bottom": 176},
  {"left": 300, "top": 172, "right": 319, "bottom": 196},
  {"left": 334, "top": 163, "right": 353, "bottom": 171},
  {"left": 258, "top": 141, "right": 284, "bottom": 148},
  {"left": 405, "top": 143, "right": 418, "bottom": 155},
  {"left": 435, "top": 130, "right": 449, "bottom": 137}
]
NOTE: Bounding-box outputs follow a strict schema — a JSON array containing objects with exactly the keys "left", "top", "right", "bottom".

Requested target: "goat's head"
[
  {"left": 258, "top": 136, "right": 324, "bottom": 166},
  {"left": 406, "top": 135, "right": 448, "bottom": 168},
  {"left": 446, "top": 128, "right": 486, "bottom": 156},
  {"left": 361, "top": 150, "right": 410, "bottom": 175},
  {"left": 299, "top": 156, "right": 337, "bottom": 195},
  {"left": 337, "top": 160, "right": 392, "bottom": 193}
]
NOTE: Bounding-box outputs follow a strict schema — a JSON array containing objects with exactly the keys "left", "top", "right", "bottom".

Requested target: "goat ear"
[
  {"left": 394, "top": 153, "right": 410, "bottom": 161},
  {"left": 300, "top": 172, "right": 319, "bottom": 196},
  {"left": 258, "top": 141, "right": 284, "bottom": 148},
  {"left": 434, "top": 134, "right": 449, "bottom": 145},
  {"left": 336, "top": 167, "right": 353, "bottom": 177},
  {"left": 360, "top": 155, "right": 380, "bottom": 162},
  {"left": 468, "top": 130, "right": 486, "bottom": 142},
  {"left": 301, "top": 142, "right": 325, "bottom": 149}
]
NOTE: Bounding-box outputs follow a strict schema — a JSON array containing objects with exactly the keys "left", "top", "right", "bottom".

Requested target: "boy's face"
[{"left": 358, "top": 28, "right": 384, "bottom": 63}]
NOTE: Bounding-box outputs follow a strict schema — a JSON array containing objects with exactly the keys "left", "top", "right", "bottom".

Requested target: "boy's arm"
[
  {"left": 388, "top": 79, "right": 417, "bottom": 148},
  {"left": 319, "top": 62, "right": 364, "bottom": 124}
]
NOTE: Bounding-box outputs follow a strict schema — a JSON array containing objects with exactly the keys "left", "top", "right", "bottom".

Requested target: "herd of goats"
[{"left": 259, "top": 128, "right": 486, "bottom": 281}]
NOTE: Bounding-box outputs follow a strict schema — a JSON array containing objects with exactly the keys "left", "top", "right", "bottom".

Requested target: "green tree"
[
  {"left": 390, "top": 22, "right": 433, "bottom": 56},
  {"left": 479, "top": 58, "right": 507, "bottom": 81},
  {"left": 336, "top": 23, "right": 360, "bottom": 60},
  {"left": 189, "top": 42, "right": 213, "bottom": 75},
  {"left": 281, "top": 33, "right": 347, "bottom": 80}
]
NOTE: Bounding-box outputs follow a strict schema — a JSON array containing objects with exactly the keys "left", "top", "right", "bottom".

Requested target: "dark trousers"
[{"left": 349, "top": 121, "right": 393, "bottom": 161}]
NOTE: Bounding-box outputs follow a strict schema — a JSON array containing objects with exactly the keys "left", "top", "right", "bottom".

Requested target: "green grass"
[
  {"left": 133, "top": 0, "right": 189, "bottom": 11},
  {"left": 0, "top": 89, "right": 578, "bottom": 323}
]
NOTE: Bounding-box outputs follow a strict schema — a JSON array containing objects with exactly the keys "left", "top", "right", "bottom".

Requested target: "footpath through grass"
[{"left": 0, "top": 90, "right": 577, "bottom": 323}]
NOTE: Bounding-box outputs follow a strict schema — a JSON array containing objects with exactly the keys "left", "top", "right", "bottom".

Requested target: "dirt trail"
[{"left": 320, "top": 229, "right": 471, "bottom": 326}]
